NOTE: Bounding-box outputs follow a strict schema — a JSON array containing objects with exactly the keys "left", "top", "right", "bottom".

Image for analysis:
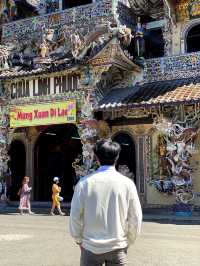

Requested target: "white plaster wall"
[{"left": 171, "top": 22, "right": 182, "bottom": 55}]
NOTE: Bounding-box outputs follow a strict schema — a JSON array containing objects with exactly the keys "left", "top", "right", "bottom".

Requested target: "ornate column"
[
  {"left": 72, "top": 65, "right": 111, "bottom": 177},
  {"left": 79, "top": 65, "right": 112, "bottom": 120},
  {"left": 25, "top": 127, "right": 39, "bottom": 200},
  {"left": 163, "top": 2, "right": 173, "bottom": 56},
  {"left": 0, "top": 81, "right": 10, "bottom": 180}
]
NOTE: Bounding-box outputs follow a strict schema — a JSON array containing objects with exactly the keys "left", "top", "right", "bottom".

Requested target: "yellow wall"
[
  {"left": 146, "top": 185, "right": 175, "bottom": 205},
  {"left": 172, "top": 22, "right": 182, "bottom": 55},
  {"left": 189, "top": 150, "right": 200, "bottom": 206}
]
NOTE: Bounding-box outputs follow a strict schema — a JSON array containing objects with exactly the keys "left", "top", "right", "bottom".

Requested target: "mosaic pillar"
[
  {"left": 73, "top": 65, "right": 111, "bottom": 178},
  {"left": 25, "top": 127, "right": 39, "bottom": 199},
  {"left": 0, "top": 81, "right": 10, "bottom": 181},
  {"left": 163, "top": 2, "right": 173, "bottom": 56},
  {"left": 162, "top": 17, "right": 172, "bottom": 56}
]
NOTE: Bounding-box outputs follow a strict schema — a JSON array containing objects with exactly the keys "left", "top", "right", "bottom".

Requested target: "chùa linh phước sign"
[{"left": 10, "top": 100, "right": 76, "bottom": 128}]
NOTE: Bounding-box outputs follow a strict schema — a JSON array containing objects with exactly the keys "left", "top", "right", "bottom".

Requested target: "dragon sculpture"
[{"left": 153, "top": 119, "right": 198, "bottom": 204}]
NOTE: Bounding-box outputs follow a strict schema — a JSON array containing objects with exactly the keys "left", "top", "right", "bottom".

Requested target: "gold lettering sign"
[{"left": 10, "top": 100, "right": 76, "bottom": 128}]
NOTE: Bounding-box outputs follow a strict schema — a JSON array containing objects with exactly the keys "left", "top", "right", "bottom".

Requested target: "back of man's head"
[{"left": 94, "top": 139, "right": 121, "bottom": 166}]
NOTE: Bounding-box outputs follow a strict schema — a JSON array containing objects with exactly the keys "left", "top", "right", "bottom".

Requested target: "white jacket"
[{"left": 69, "top": 165, "right": 142, "bottom": 254}]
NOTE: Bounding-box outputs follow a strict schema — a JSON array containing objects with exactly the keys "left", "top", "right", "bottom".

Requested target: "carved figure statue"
[
  {"left": 134, "top": 17, "right": 145, "bottom": 57},
  {"left": 118, "top": 26, "right": 133, "bottom": 46},
  {"left": 0, "top": 46, "right": 10, "bottom": 70},
  {"left": 45, "top": 28, "right": 55, "bottom": 42},
  {"left": 40, "top": 41, "right": 49, "bottom": 58},
  {"left": 107, "top": 22, "right": 120, "bottom": 36},
  {"left": 70, "top": 31, "right": 82, "bottom": 58},
  {"left": 7, "top": 0, "right": 17, "bottom": 18}
]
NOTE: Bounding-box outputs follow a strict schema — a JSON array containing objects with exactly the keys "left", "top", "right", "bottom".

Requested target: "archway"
[
  {"left": 186, "top": 24, "right": 200, "bottom": 53},
  {"left": 9, "top": 140, "right": 26, "bottom": 201},
  {"left": 34, "top": 124, "right": 82, "bottom": 201},
  {"left": 113, "top": 132, "right": 136, "bottom": 184}
]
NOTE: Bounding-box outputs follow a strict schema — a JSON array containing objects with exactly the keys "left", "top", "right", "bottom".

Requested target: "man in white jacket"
[{"left": 70, "top": 139, "right": 142, "bottom": 266}]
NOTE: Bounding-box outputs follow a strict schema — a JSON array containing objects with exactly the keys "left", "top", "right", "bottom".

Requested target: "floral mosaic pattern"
[{"left": 144, "top": 52, "right": 200, "bottom": 82}]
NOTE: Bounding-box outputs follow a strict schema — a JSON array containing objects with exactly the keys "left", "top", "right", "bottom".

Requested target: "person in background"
[
  {"left": 18, "top": 176, "right": 34, "bottom": 215},
  {"left": 0, "top": 178, "right": 7, "bottom": 203},
  {"left": 50, "top": 177, "right": 65, "bottom": 216},
  {"left": 70, "top": 139, "right": 142, "bottom": 266},
  {"left": 5, "top": 163, "right": 12, "bottom": 203}
]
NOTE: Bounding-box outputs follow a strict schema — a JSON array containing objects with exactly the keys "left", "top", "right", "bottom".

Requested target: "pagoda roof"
[
  {"left": 0, "top": 38, "right": 123, "bottom": 80},
  {"left": 128, "top": 0, "right": 164, "bottom": 18},
  {"left": 98, "top": 75, "right": 200, "bottom": 110},
  {"left": 0, "top": 34, "right": 140, "bottom": 80}
]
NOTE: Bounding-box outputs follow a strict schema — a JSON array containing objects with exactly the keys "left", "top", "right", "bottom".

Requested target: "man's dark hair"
[{"left": 93, "top": 139, "right": 121, "bottom": 166}]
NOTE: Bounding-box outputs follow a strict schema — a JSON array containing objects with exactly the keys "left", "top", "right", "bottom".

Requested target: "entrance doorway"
[
  {"left": 34, "top": 124, "right": 82, "bottom": 201},
  {"left": 145, "top": 28, "right": 164, "bottom": 58},
  {"left": 113, "top": 132, "right": 136, "bottom": 184},
  {"left": 9, "top": 140, "right": 26, "bottom": 201}
]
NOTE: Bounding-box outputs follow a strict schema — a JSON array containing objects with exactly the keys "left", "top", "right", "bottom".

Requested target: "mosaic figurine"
[
  {"left": 7, "top": 0, "right": 17, "bottom": 19},
  {"left": 118, "top": 26, "right": 133, "bottom": 46},
  {"left": 134, "top": 17, "right": 145, "bottom": 57},
  {"left": 0, "top": 46, "right": 10, "bottom": 70},
  {"left": 70, "top": 31, "right": 82, "bottom": 58},
  {"left": 40, "top": 41, "right": 49, "bottom": 58}
]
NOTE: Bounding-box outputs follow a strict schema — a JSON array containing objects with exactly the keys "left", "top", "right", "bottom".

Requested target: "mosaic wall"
[
  {"left": 2, "top": 1, "right": 113, "bottom": 43},
  {"left": 0, "top": 1, "right": 113, "bottom": 73},
  {"left": 144, "top": 51, "right": 200, "bottom": 82},
  {"left": 0, "top": 0, "right": 60, "bottom": 25},
  {"left": 116, "top": 1, "right": 136, "bottom": 29}
]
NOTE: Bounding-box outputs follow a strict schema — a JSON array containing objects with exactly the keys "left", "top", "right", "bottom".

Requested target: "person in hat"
[{"left": 50, "top": 177, "right": 65, "bottom": 216}]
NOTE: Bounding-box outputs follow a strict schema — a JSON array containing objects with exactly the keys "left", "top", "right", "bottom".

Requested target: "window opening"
[{"left": 62, "top": 0, "right": 92, "bottom": 10}]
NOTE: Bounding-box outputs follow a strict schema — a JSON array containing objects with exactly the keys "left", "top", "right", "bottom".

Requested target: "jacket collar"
[{"left": 98, "top": 165, "right": 115, "bottom": 172}]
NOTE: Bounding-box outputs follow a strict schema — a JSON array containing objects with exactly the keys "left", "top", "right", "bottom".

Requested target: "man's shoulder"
[
  {"left": 77, "top": 170, "right": 98, "bottom": 186},
  {"left": 117, "top": 172, "right": 136, "bottom": 187},
  {"left": 77, "top": 168, "right": 135, "bottom": 187}
]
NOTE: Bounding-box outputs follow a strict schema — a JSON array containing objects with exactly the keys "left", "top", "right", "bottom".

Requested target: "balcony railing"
[
  {"left": 144, "top": 52, "right": 200, "bottom": 82},
  {"left": 2, "top": 0, "right": 113, "bottom": 44}
]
